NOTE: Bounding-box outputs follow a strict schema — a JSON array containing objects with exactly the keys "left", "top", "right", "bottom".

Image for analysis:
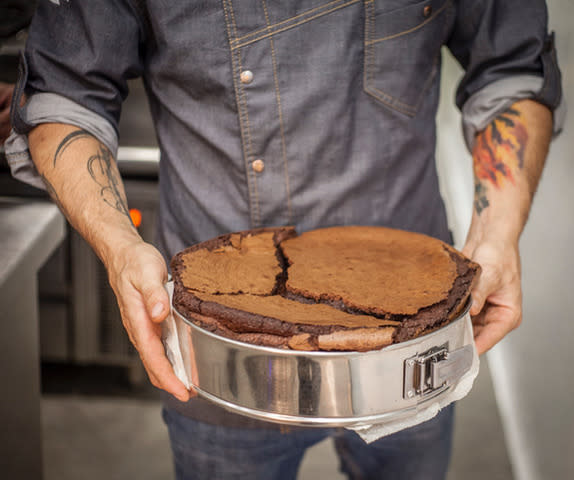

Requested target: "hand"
[
  {"left": 462, "top": 241, "right": 522, "bottom": 355},
  {"left": 0, "top": 82, "right": 15, "bottom": 144},
  {"left": 107, "top": 240, "right": 193, "bottom": 401}
]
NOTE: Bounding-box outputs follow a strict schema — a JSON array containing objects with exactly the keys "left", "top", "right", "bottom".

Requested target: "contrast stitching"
[
  {"left": 366, "top": 87, "right": 417, "bottom": 116},
  {"left": 231, "top": 0, "right": 360, "bottom": 50},
  {"left": 363, "top": 0, "right": 374, "bottom": 105},
  {"left": 6, "top": 150, "right": 30, "bottom": 158},
  {"left": 362, "top": 0, "right": 448, "bottom": 116},
  {"left": 227, "top": 0, "right": 262, "bottom": 226},
  {"left": 232, "top": 0, "right": 349, "bottom": 44},
  {"left": 363, "top": 2, "right": 371, "bottom": 108},
  {"left": 364, "top": 0, "right": 417, "bottom": 115},
  {"left": 366, "top": 50, "right": 438, "bottom": 116},
  {"left": 365, "top": 0, "right": 449, "bottom": 46},
  {"left": 401, "top": 0, "right": 450, "bottom": 111},
  {"left": 6, "top": 158, "right": 32, "bottom": 166},
  {"left": 222, "top": 0, "right": 256, "bottom": 227},
  {"left": 226, "top": 0, "right": 238, "bottom": 38},
  {"left": 262, "top": 0, "right": 293, "bottom": 223}
]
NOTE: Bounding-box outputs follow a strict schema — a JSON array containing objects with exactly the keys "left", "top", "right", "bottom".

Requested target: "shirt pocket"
[{"left": 364, "top": 0, "right": 451, "bottom": 116}]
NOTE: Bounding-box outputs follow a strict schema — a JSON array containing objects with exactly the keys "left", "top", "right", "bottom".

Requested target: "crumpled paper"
[
  {"left": 161, "top": 282, "right": 192, "bottom": 390},
  {"left": 162, "top": 281, "right": 479, "bottom": 442},
  {"left": 350, "top": 346, "right": 479, "bottom": 443}
]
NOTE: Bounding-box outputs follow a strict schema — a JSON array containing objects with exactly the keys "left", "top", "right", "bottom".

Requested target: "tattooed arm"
[
  {"left": 462, "top": 99, "right": 552, "bottom": 354},
  {"left": 28, "top": 123, "right": 190, "bottom": 402}
]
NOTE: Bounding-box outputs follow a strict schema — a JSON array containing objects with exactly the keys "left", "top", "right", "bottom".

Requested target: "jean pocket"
[{"left": 363, "top": 0, "right": 451, "bottom": 116}]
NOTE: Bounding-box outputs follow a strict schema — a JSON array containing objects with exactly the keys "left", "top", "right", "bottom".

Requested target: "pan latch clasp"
[{"left": 403, "top": 343, "right": 473, "bottom": 400}]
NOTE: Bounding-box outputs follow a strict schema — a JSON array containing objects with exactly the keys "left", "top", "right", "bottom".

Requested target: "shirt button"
[
  {"left": 252, "top": 159, "right": 265, "bottom": 173},
  {"left": 423, "top": 5, "right": 432, "bottom": 17},
  {"left": 240, "top": 70, "right": 253, "bottom": 84}
]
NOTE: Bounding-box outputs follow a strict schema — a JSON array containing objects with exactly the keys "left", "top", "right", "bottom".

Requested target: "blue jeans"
[{"left": 162, "top": 404, "right": 454, "bottom": 480}]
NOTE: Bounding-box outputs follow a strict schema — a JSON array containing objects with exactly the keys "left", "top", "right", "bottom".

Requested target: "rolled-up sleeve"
[
  {"left": 5, "top": 0, "right": 144, "bottom": 188},
  {"left": 447, "top": 0, "right": 564, "bottom": 150}
]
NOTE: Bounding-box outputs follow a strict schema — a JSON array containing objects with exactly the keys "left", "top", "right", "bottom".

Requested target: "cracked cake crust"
[{"left": 171, "top": 226, "right": 480, "bottom": 351}]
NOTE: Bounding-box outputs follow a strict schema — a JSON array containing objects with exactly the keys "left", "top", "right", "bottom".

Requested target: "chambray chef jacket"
[{"left": 6, "top": 0, "right": 563, "bottom": 427}]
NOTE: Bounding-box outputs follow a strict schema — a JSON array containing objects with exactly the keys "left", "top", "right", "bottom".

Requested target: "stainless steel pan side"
[{"left": 172, "top": 301, "right": 475, "bottom": 427}]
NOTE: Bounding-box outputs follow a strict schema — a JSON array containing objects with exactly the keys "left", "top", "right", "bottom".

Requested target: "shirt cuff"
[
  {"left": 4, "top": 92, "right": 118, "bottom": 190},
  {"left": 461, "top": 75, "right": 566, "bottom": 152}
]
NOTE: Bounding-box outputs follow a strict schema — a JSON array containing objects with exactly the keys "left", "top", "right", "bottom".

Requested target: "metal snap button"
[
  {"left": 252, "top": 159, "right": 264, "bottom": 173},
  {"left": 423, "top": 5, "right": 432, "bottom": 17},
  {"left": 240, "top": 70, "right": 253, "bottom": 84}
]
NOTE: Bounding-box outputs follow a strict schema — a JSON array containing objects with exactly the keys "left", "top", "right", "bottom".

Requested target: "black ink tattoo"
[
  {"left": 87, "top": 144, "right": 131, "bottom": 220},
  {"left": 474, "top": 181, "right": 490, "bottom": 215},
  {"left": 51, "top": 128, "right": 131, "bottom": 222},
  {"left": 53, "top": 129, "right": 94, "bottom": 167}
]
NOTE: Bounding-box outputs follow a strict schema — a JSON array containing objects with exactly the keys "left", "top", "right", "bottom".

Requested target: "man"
[{"left": 5, "top": 0, "right": 563, "bottom": 478}]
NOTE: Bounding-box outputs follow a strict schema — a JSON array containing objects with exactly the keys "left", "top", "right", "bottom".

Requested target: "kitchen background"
[{"left": 0, "top": 0, "right": 572, "bottom": 478}]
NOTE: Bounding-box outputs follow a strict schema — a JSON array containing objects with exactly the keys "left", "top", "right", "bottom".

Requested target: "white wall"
[{"left": 436, "top": 1, "right": 574, "bottom": 478}]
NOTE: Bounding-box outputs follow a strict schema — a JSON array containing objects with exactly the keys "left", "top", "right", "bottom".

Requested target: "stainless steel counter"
[{"left": 0, "top": 197, "right": 66, "bottom": 479}]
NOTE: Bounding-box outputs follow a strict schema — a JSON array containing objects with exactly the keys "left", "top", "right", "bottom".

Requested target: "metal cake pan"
[{"left": 170, "top": 298, "right": 476, "bottom": 428}]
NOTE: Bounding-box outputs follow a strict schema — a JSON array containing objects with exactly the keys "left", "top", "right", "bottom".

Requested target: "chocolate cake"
[{"left": 171, "top": 226, "right": 480, "bottom": 352}]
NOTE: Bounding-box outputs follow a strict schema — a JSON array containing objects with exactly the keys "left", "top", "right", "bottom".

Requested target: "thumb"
[
  {"left": 135, "top": 264, "right": 170, "bottom": 323},
  {"left": 146, "top": 284, "right": 170, "bottom": 323}
]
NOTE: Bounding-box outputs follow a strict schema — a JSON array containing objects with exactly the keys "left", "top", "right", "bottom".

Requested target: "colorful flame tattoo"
[{"left": 472, "top": 107, "right": 529, "bottom": 215}]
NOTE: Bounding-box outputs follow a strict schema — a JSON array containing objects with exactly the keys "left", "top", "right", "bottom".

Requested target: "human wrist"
[
  {"left": 465, "top": 208, "right": 524, "bottom": 250},
  {"left": 98, "top": 228, "right": 145, "bottom": 274}
]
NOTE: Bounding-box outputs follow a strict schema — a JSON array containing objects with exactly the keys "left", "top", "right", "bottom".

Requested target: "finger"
[
  {"left": 469, "top": 266, "right": 500, "bottom": 316},
  {"left": 148, "top": 337, "right": 193, "bottom": 399},
  {"left": 474, "top": 321, "right": 511, "bottom": 355},
  {"left": 472, "top": 324, "right": 485, "bottom": 340},
  {"left": 145, "top": 366, "right": 195, "bottom": 400},
  {"left": 139, "top": 332, "right": 192, "bottom": 401},
  {"left": 119, "top": 289, "right": 192, "bottom": 401},
  {"left": 470, "top": 310, "right": 486, "bottom": 337},
  {"left": 473, "top": 306, "right": 520, "bottom": 355}
]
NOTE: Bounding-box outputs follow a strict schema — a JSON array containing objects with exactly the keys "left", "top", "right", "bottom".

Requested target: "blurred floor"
[{"left": 41, "top": 359, "right": 512, "bottom": 479}]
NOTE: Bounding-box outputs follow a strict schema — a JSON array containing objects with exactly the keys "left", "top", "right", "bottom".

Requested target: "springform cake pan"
[{"left": 167, "top": 293, "right": 477, "bottom": 428}]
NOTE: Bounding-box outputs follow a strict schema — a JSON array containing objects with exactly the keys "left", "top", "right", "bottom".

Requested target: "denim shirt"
[{"left": 5, "top": 0, "right": 562, "bottom": 426}]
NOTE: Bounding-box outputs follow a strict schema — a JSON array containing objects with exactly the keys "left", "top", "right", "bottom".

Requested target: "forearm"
[
  {"left": 29, "top": 122, "right": 189, "bottom": 400},
  {"left": 28, "top": 123, "right": 142, "bottom": 269},
  {"left": 466, "top": 99, "right": 552, "bottom": 247},
  {"left": 463, "top": 99, "right": 553, "bottom": 353}
]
